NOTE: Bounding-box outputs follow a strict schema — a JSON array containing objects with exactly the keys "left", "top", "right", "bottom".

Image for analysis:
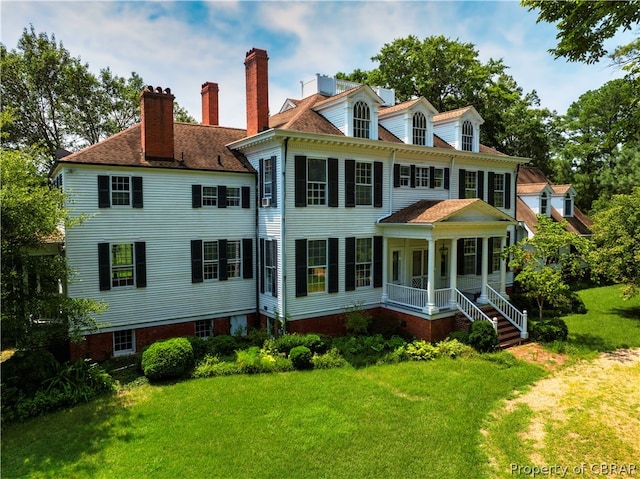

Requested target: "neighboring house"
[
  {"left": 516, "top": 165, "right": 592, "bottom": 241},
  {"left": 54, "top": 48, "right": 530, "bottom": 359}
]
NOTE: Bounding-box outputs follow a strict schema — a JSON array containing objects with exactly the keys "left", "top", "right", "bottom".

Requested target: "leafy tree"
[
  {"left": 522, "top": 0, "right": 640, "bottom": 65},
  {"left": 589, "top": 188, "right": 640, "bottom": 299},
  {"left": 506, "top": 215, "right": 589, "bottom": 320},
  {"left": 0, "top": 138, "right": 105, "bottom": 350}
]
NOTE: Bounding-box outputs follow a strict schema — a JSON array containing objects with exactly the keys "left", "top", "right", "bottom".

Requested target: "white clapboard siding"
[
  {"left": 433, "top": 122, "right": 457, "bottom": 149},
  {"left": 379, "top": 115, "right": 407, "bottom": 143}
]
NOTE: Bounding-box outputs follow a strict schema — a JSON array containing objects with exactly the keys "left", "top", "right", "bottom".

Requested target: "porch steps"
[{"left": 480, "top": 307, "right": 527, "bottom": 349}]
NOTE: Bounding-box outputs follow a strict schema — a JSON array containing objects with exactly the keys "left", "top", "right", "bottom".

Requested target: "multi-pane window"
[
  {"left": 353, "top": 101, "right": 370, "bottom": 139},
  {"left": 564, "top": 193, "right": 573, "bottom": 217},
  {"left": 433, "top": 168, "right": 444, "bottom": 188},
  {"left": 356, "top": 238, "right": 372, "bottom": 288},
  {"left": 413, "top": 112, "right": 427, "bottom": 146},
  {"left": 203, "top": 241, "right": 219, "bottom": 280},
  {"left": 465, "top": 171, "right": 478, "bottom": 199},
  {"left": 195, "top": 319, "right": 212, "bottom": 338},
  {"left": 265, "top": 240, "right": 276, "bottom": 295},
  {"left": 227, "top": 240, "right": 241, "bottom": 278},
  {"left": 392, "top": 251, "right": 400, "bottom": 282},
  {"left": 355, "top": 162, "right": 372, "bottom": 205},
  {"left": 308, "top": 158, "right": 327, "bottom": 205},
  {"left": 540, "top": 192, "right": 549, "bottom": 216},
  {"left": 307, "top": 240, "right": 327, "bottom": 293},
  {"left": 111, "top": 176, "right": 131, "bottom": 205},
  {"left": 463, "top": 238, "right": 477, "bottom": 275},
  {"left": 416, "top": 167, "right": 430, "bottom": 187},
  {"left": 462, "top": 120, "right": 473, "bottom": 152},
  {"left": 263, "top": 158, "right": 273, "bottom": 199},
  {"left": 492, "top": 238, "right": 502, "bottom": 272},
  {"left": 493, "top": 173, "right": 505, "bottom": 208},
  {"left": 202, "top": 186, "right": 217, "bottom": 206},
  {"left": 227, "top": 187, "right": 240, "bottom": 207},
  {"left": 111, "top": 244, "right": 134, "bottom": 287},
  {"left": 399, "top": 165, "right": 411, "bottom": 187},
  {"left": 114, "top": 330, "right": 134, "bottom": 355}
]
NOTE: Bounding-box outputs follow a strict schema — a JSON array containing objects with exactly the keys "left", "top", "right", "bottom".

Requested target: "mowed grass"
[{"left": 2, "top": 356, "right": 543, "bottom": 479}]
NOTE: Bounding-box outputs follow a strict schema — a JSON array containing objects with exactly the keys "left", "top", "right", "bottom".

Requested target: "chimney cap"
[{"left": 245, "top": 48, "right": 269, "bottom": 59}]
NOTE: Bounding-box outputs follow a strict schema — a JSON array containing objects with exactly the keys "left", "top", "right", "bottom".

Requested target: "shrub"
[
  {"left": 206, "top": 335, "right": 239, "bottom": 357},
  {"left": 192, "top": 355, "right": 239, "bottom": 378},
  {"left": 435, "top": 339, "right": 473, "bottom": 358},
  {"left": 311, "top": 348, "right": 349, "bottom": 370},
  {"left": 185, "top": 336, "right": 208, "bottom": 361},
  {"left": 236, "top": 347, "right": 292, "bottom": 374},
  {"left": 1, "top": 349, "right": 59, "bottom": 396},
  {"left": 530, "top": 318, "right": 569, "bottom": 342},
  {"left": 369, "top": 313, "right": 401, "bottom": 338},
  {"left": 468, "top": 320, "right": 499, "bottom": 353},
  {"left": 141, "top": 338, "right": 194, "bottom": 380},
  {"left": 289, "top": 346, "right": 313, "bottom": 370},
  {"left": 272, "top": 333, "right": 328, "bottom": 355},
  {"left": 448, "top": 331, "right": 470, "bottom": 344},
  {"left": 404, "top": 340, "right": 438, "bottom": 361},
  {"left": 344, "top": 303, "right": 372, "bottom": 334}
]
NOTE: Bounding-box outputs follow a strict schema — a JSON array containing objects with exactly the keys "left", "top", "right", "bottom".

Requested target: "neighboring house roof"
[
  {"left": 551, "top": 208, "right": 593, "bottom": 235},
  {"left": 517, "top": 183, "right": 551, "bottom": 195},
  {"left": 516, "top": 197, "right": 541, "bottom": 234},
  {"left": 380, "top": 198, "right": 512, "bottom": 224},
  {"left": 56, "top": 123, "right": 255, "bottom": 173}
]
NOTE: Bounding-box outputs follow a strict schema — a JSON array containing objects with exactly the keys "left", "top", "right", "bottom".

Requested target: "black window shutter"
[
  {"left": 373, "top": 236, "right": 383, "bottom": 288},
  {"left": 488, "top": 237, "right": 494, "bottom": 273},
  {"left": 458, "top": 169, "right": 466, "bottom": 199},
  {"left": 488, "top": 172, "right": 495, "bottom": 206},
  {"left": 270, "top": 156, "right": 277, "bottom": 207},
  {"left": 192, "top": 185, "right": 202, "bottom": 208},
  {"left": 218, "top": 185, "right": 227, "bottom": 208},
  {"left": 477, "top": 171, "right": 484, "bottom": 200},
  {"left": 259, "top": 158, "right": 264, "bottom": 205},
  {"left": 295, "top": 239, "right": 307, "bottom": 297},
  {"left": 393, "top": 164, "right": 400, "bottom": 188},
  {"left": 242, "top": 238, "right": 253, "bottom": 279},
  {"left": 457, "top": 239, "right": 465, "bottom": 276},
  {"left": 191, "top": 240, "right": 203, "bottom": 283},
  {"left": 476, "top": 238, "right": 483, "bottom": 275},
  {"left": 272, "top": 239, "right": 278, "bottom": 297},
  {"left": 328, "top": 158, "right": 338, "bottom": 207},
  {"left": 219, "top": 239, "right": 228, "bottom": 280},
  {"left": 374, "top": 161, "right": 383, "bottom": 208},
  {"left": 259, "top": 238, "right": 265, "bottom": 294},
  {"left": 444, "top": 168, "right": 450, "bottom": 190},
  {"left": 294, "top": 155, "right": 307, "bottom": 207},
  {"left": 242, "top": 186, "right": 250, "bottom": 209},
  {"left": 98, "top": 243, "right": 111, "bottom": 290},
  {"left": 410, "top": 165, "right": 416, "bottom": 188},
  {"left": 429, "top": 166, "right": 436, "bottom": 189},
  {"left": 345, "top": 237, "right": 356, "bottom": 291},
  {"left": 345, "top": 159, "right": 355, "bottom": 207},
  {"left": 135, "top": 242, "right": 146, "bottom": 287},
  {"left": 505, "top": 173, "right": 512, "bottom": 209},
  {"left": 98, "top": 176, "right": 110, "bottom": 208},
  {"left": 132, "top": 177, "right": 143, "bottom": 208},
  {"left": 328, "top": 237, "right": 339, "bottom": 293}
]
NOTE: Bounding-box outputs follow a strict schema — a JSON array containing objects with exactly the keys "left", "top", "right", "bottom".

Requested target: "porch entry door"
[{"left": 411, "top": 249, "right": 429, "bottom": 290}]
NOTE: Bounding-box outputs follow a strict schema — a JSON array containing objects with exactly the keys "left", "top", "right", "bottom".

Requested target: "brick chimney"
[
  {"left": 244, "top": 48, "right": 269, "bottom": 136},
  {"left": 140, "top": 86, "right": 174, "bottom": 160},
  {"left": 201, "top": 82, "right": 219, "bottom": 126}
]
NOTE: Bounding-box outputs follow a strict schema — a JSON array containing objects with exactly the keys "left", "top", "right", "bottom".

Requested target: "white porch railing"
[
  {"left": 486, "top": 284, "right": 528, "bottom": 339},
  {"left": 457, "top": 274, "right": 502, "bottom": 292},
  {"left": 386, "top": 284, "right": 452, "bottom": 311},
  {"left": 455, "top": 289, "right": 498, "bottom": 331}
]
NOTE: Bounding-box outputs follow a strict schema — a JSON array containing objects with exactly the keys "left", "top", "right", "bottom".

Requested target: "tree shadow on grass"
[
  {"left": 610, "top": 306, "right": 640, "bottom": 320},
  {"left": 567, "top": 333, "right": 615, "bottom": 353}
]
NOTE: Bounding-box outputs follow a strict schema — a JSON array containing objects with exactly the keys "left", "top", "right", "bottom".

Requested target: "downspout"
[
  {"left": 449, "top": 155, "right": 455, "bottom": 200},
  {"left": 281, "top": 136, "right": 289, "bottom": 334},
  {"left": 254, "top": 159, "right": 260, "bottom": 331}
]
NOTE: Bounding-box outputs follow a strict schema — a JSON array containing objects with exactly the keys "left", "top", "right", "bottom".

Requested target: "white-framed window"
[
  {"left": 113, "top": 329, "right": 135, "bottom": 355},
  {"left": 416, "top": 167, "right": 430, "bottom": 188},
  {"left": 356, "top": 238, "right": 373, "bottom": 288},
  {"left": 307, "top": 240, "right": 327, "bottom": 293},
  {"left": 111, "top": 243, "right": 134, "bottom": 287},
  {"left": 227, "top": 240, "right": 242, "bottom": 278},
  {"left": 413, "top": 112, "right": 427, "bottom": 146},
  {"left": 433, "top": 168, "right": 444, "bottom": 188},
  {"left": 353, "top": 101, "right": 370, "bottom": 139},
  {"left": 355, "top": 162, "right": 372, "bottom": 205},
  {"left": 465, "top": 171, "right": 478, "bottom": 199},
  {"left": 541, "top": 192, "right": 549, "bottom": 216},
  {"left": 392, "top": 250, "right": 401, "bottom": 283},
  {"left": 491, "top": 238, "right": 502, "bottom": 272},
  {"left": 227, "top": 187, "right": 240, "bottom": 207},
  {"left": 202, "top": 186, "right": 217, "bottom": 206},
  {"left": 463, "top": 238, "right": 476, "bottom": 275},
  {"left": 493, "top": 173, "right": 505, "bottom": 208},
  {"left": 111, "top": 176, "right": 131, "bottom": 206},
  {"left": 462, "top": 120, "right": 473, "bottom": 152},
  {"left": 399, "top": 165, "right": 411, "bottom": 187},
  {"left": 203, "top": 241, "right": 219, "bottom": 280},
  {"left": 195, "top": 319, "right": 213, "bottom": 338},
  {"left": 263, "top": 158, "right": 273, "bottom": 199},
  {"left": 564, "top": 193, "right": 573, "bottom": 217},
  {"left": 264, "top": 239, "right": 276, "bottom": 295},
  {"left": 308, "top": 158, "right": 327, "bottom": 205}
]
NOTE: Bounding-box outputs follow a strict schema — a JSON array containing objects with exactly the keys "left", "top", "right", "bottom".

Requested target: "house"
[
  {"left": 53, "top": 48, "right": 530, "bottom": 360},
  {"left": 516, "top": 165, "right": 592, "bottom": 240}
]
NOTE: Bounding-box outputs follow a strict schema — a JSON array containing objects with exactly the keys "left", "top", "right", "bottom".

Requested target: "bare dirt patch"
[{"left": 509, "top": 342, "right": 568, "bottom": 371}]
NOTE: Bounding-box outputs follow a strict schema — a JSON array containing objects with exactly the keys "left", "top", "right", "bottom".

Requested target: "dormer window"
[
  {"left": 564, "top": 193, "right": 574, "bottom": 217},
  {"left": 541, "top": 192, "right": 549, "bottom": 216},
  {"left": 353, "top": 101, "right": 370, "bottom": 139},
  {"left": 412, "top": 112, "right": 427, "bottom": 146},
  {"left": 462, "top": 120, "right": 473, "bottom": 152}
]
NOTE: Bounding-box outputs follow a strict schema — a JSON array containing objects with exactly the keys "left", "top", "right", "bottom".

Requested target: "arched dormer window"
[
  {"left": 540, "top": 192, "right": 549, "bottom": 216},
  {"left": 353, "top": 101, "right": 370, "bottom": 139},
  {"left": 461, "top": 120, "right": 473, "bottom": 151},
  {"left": 412, "top": 112, "right": 427, "bottom": 146},
  {"left": 564, "top": 193, "right": 573, "bottom": 217}
]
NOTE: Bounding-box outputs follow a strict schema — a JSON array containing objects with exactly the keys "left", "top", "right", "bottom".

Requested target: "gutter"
[{"left": 281, "top": 136, "right": 289, "bottom": 334}]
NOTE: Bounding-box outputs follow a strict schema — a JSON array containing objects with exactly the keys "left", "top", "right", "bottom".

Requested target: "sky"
[{"left": 1, "top": 1, "right": 635, "bottom": 129}]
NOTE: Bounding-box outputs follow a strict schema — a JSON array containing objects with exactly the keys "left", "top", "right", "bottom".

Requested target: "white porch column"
[
  {"left": 382, "top": 236, "right": 389, "bottom": 303},
  {"left": 477, "top": 236, "right": 489, "bottom": 304},
  {"left": 449, "top": 238, "right": 458, "bottom": 309},
  {"left": 499, "top": 236, "right": 508, "bottom": 298},
  {"left": 423, "top": 238, "right": 439, "bottom": 314}
]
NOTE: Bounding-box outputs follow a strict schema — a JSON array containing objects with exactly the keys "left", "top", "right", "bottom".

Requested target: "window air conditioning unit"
[{"left": 261, "top": 197, "right": 271, "bottom": 207}]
